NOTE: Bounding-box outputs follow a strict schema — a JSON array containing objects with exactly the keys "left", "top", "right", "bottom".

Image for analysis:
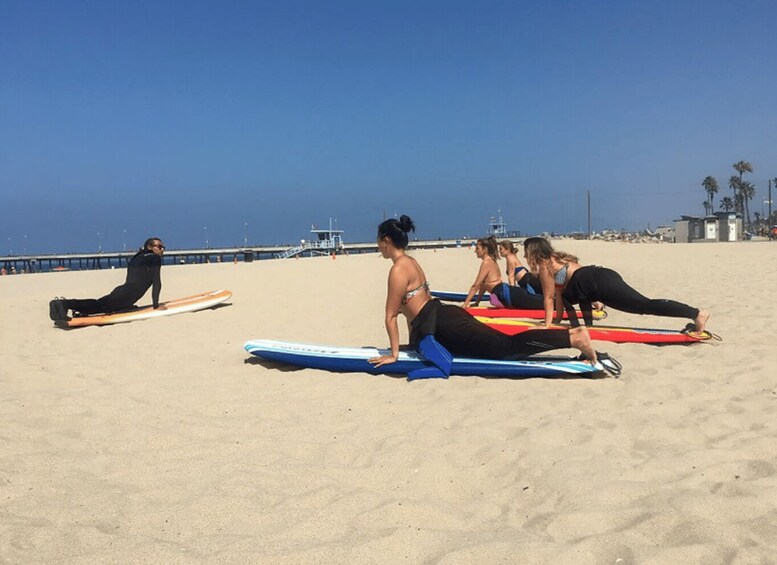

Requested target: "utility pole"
[{"left": 587, "top": 189, "right": 592, "bottom": 238}]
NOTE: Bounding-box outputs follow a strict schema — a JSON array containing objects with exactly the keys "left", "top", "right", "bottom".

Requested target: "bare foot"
[
  {"left": 569, "top": 326, "right": 597, "bottom": 363},
  {"left": 694, "top": 310, "right": 710, "bottom": 333}
]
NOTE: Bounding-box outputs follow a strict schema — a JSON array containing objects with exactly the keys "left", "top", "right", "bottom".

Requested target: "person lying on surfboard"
[
  {"left": 460, "top": 236, "right": 543, "bottom": 310},
  {"left": 49, "top": 237, "right": 166, "bottom": 322},
  {"left": 498, "top": 239, "right": 540, "bottom": 291},
  {"left": 461, "top": 236, "right": 502, "bottom": 308},
  {"left": 368, "top": 215, "right": 620, "bottom": 375},
  {"left": 522, "top": 236, "right": 710, "bottom": 335},
  {"left": 495, "top": 239, "right": 605, "bottom": 314}
]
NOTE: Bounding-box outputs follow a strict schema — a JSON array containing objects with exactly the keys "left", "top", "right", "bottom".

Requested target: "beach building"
[{"left": 674, "top": 212, "right": 742, "bottom": 243}]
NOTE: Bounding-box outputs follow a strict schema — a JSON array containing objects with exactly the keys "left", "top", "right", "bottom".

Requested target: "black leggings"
[
  {"left": 517, "top": 272, "right": 542, "bottom": 294},
  {"left": 490, "top": 283, "right": 544, "bottom": 310},
  {"left": 64, "top": 285, "right": 143, "bottom": 315},
  {"left": 411, "top": 300, "right": 571, "bottom": 359},
  {"left": 564, "top": 266, "right": 699, "bottom": 324}
]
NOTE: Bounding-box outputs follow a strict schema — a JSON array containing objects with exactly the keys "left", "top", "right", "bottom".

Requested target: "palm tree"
[
  {"left": 720, "top": 196, "right": 734, "bottom": 212},
  {"left": 729, "top": 175, "right": 743, "bottom": 214},
  {"left": 702, "top": 201, "right": 711, "bottom": 216},
  {"left": 734, "top": 192, "right": 745, "bottom": 215},
  {"left": 740, "top": 180, "right": 755, "bottom": 204},
  {"left": 702, "top": 176, "right": 719, "bottom": 212},
  {"left": 733, "top": 160, "right": 753, "bottom": 177},
  {"left": 732, "top": 160, "right": 754, "bottom": 226}
]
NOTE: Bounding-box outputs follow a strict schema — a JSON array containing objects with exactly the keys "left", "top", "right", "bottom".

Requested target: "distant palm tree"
[
  {"left": 729, "top": 175, "right": 743, "bottom": 214},
  {"left": 740, "top": 180, "right": 755, "bottom": 203},
  {"left": 720, "top": 196, "right": 735, "bottom": 212},
  {"left": 734, "top": 192, "right": 745, "bottom": 217},
  {"left": 733, "top": 160, "right": 753, "bottom": 177},
  {"left": 702, "top": 176, "right": 719, "bottom": 211},
  {"left": 702, "top": 201, "right": 711, "bottom": 215},
  {"left": 732, "top": 160, "right": 754, "bottom": 226}
]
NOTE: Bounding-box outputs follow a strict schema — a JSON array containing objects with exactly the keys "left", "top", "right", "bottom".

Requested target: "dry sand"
[{"left": 1, "top": 240, "right": 776, "bottom": 564}]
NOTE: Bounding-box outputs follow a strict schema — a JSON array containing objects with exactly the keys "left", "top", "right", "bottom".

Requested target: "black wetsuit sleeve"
[{"left": 150, "top": 258, "right": 162, "bottom": 308}]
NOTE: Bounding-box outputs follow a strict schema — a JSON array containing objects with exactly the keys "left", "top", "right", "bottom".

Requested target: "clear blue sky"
[{"left": 2, "top": 0, "right": 776, "bottom": 254}]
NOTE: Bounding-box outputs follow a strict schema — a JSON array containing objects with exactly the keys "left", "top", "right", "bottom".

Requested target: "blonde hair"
[
  {"left": 499, "top": 240, "right": 517, "bottom": 254},
  {"left": 523, "top": 237, "right": 578, "bottom": 269}
]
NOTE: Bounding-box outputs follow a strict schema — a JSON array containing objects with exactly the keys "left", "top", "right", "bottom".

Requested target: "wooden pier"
[{"left": 0, "top": 239, "right": 474, "bottom": 274}]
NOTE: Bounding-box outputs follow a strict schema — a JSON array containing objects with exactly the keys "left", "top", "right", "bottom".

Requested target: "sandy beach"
[{"left": 2, "top": 240, "right": 776, "bottom": 564}]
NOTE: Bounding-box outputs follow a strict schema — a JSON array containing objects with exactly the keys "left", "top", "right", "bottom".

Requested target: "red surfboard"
[
  {"left": 474, "top": 316, "right": 719, "bottom": 345},
  {"left": 466, "top": 307, "right": 607, "bottom": 321}
]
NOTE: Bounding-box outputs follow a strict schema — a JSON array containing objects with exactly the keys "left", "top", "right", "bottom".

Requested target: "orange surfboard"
[{"left": 55, "top": 289, "right": 232, "bottom": 328}]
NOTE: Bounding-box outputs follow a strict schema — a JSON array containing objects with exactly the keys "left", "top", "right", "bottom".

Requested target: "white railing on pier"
[
  {"left": 276, "top": 244, "right": 307, "bottom": 259},
  {"left": 276, "top": 238, "right": 343, "bottom": 259}
]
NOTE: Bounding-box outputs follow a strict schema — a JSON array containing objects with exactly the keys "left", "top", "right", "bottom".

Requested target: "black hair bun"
[{"left": 398, "top": 214, "right": 415, "bottom": 233}]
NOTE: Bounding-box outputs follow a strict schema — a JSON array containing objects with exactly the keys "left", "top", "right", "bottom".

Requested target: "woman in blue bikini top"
[{"left": 499, "top": 240, "right": 534, "bottom": 286}]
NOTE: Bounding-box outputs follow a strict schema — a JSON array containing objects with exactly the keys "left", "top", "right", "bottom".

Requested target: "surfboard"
[
  {"left": 466, "top": 306, "right": 607, "bottom": 321},
  {"left": 431, "top": 290, "right": 492, "bottom": 302},
  {"left": 433, "top": 291, "right": 606, "bottom": 320},
  {"left": 56, "top": 289, "right": 232, "bottom": 328},
  {"left": 244, "top": 339, "right": 604, "bottom": 378},
  {"left": 474, "top": 316, "right": 717, "bottom": 344}
]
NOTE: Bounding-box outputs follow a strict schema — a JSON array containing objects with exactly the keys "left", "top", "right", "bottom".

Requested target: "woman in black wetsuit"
[
  {"left": 522, "top": 237, "right": 710, "bottom": 334},
  {"left": 49, "top": 238, "right": 166, "bottom": 321},
  {"left": 367, "top": 215, "right": 615, "bottom": 372}
]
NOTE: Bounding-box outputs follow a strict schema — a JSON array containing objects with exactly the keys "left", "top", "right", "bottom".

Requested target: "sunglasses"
[{"left": 152, "top": 244, "right": 166, "bottom": 250}]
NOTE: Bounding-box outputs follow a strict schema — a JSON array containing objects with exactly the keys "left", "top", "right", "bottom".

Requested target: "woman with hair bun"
[
  {"left": 368, "top": 215, "right": 617, "bottom": 373},
  {"left": 499, "top": 240, "right": 540, "bottom": 292},
  {"left": 523, "top": 236, "right": 710, "bottom": 333},
  {"left": 499, "top": 240, "right": 523, "bottom": 286}
]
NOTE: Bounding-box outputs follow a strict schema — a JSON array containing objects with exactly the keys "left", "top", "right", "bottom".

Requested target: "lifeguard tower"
[
  {"left": 488, "top": 210, "right": 508, "bottom": 239},
  {"left": 277, "top": 218, "right": 344, "bottom": 258}
]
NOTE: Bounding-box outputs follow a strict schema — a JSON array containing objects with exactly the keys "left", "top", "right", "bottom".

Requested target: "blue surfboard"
[{"left": 244, "top": 339, "right": 604, "bottom": 378}]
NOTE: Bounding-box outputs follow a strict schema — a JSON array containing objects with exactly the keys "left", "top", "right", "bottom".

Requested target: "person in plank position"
[
  {"left": 49, "top": 237, "right": 166, "bottom": 321},
  {"left": 522, "top": 236, "right": 709, "bottom": 333}
]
